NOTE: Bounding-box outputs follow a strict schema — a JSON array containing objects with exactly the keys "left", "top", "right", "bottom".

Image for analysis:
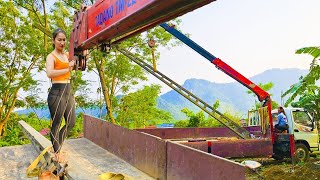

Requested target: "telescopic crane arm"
[
  {"left": 160, "top": 24, "right": 271, "bottom": 105},
  {"left": 159, "top": 23, "right": 274, "bottom": 135}
]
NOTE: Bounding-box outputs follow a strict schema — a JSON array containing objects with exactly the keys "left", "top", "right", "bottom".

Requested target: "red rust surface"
[
  {"left": 167, "top": 142, "right": 245, "bottom": 180},
  {"left": 136, "top": 126, "right": 268, "bottom": 139},
  {"left": 181, "top": 139, "right": 273, "bottom": 158},
  {"left": 76, "top": 0, "right": 215, "bottom": 50},
  {"left": 84, "top": 115, "right": 167, "bottom": 179},
  {"left": 136, "top": 127, "right": 237, "bottom": 139},
  {"left": 136, "top": 126, "right": 264, "bottom": 139},
  {"left": 84, "top": 115, "right": 248, "bottom": 180}
]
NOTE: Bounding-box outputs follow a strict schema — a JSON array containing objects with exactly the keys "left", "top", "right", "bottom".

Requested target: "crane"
[{"left": 68, "top": 0, "right": 273, "bottom": 139}]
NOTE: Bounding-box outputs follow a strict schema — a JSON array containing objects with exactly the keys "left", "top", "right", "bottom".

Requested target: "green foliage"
[
  {"left": 25, "top": 93, "right": 47, "bottom": 109},
  {"left": 0, "top": 111, "right": 84, "bottom": 147},
  {"left": 213, "top": 100, "right": 220, "bottom": 110},
  {"left": 177, "top": 107, "right": 242, "bottom": 128},
  {"left": 86, "top": 17, "right": 182, "bottom": 122},
  {"left": 200, "top": 117, "right": 224, "bottom": 128},
  {"left": 296, "top": 46, "right": 320, "bottom": 60},
  {"left": 181, "top": 108, "right": 205, "bottom": 127},
  {"left": 222, "top": 111, "right": 242, "bottom": 125},
  {"left": 0, "top": 1, "right": 45, "bottom": 136},
  {"left": 247, "top": 82, "right": 278, "bottom": 109},
  {"left": 0, "top": 112, "right": 50, "bottom": 147},
  {"left": 282, "top": 66, "right": 320, "bottom": 107},
  {"left": 177, "top": 100, "right": 242, "bottom": 128},
  {"left": 272, "top": 100, "right": 280, "bottom": 110},
  {"left": 50, "top": 1, "right": 74, "bottom": 33},
  {"left": 63, "top": 0, "right": 94, "bottom": 10},
  {"left": 283, "top": 47, "right": 320, "bottom": 119},
  {"left": 117, "top": 85, "right": 173, "bottom": 129},
  {"left": 68, "top": 112, "right": 84, "bottom": 138},
  {"left": 290, "top": 85, "right": 320, "bottom": 121},
  {"left": 247, "top": 82, "right": 274, "bottom": 96},
  {"left": 174, "top": 120, "right": 188, "bottom": 128}
]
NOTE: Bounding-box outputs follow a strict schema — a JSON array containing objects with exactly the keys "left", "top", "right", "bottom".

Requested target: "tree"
[
  {"left": 117, "top": 85, "right": 172, "bottom": 129},
  {"left": 14, "top": 0, "right": 50, "bottom": 53},
  {"left": 176, "top": 100, "right": 243, "bottom": 128},
  {"left": 282, "top": 47, "right": 320, "bottom": 119},
  {"left": 179, "top": 107, "right": 224, "bottom": 128},
  {"left": 174, "top": 120, "right": 188, "bottom": 128},
  {"left": 180, "top": 108, "right": 205, "bottom": 127},
  {"left": 87, "top": 20, "right": 182, "bottom": 123},
  {"left": 198, "top": 100, "right": 222, "bottom": 127},
  {"left": 63, "top": 0, "right": 94, "bottom": 9},
  {"left": 0, "top": 1, "right": 44, "bottom": 137},
  {"left": 290, "top": 85, "right": 320, "bottom": 121}
]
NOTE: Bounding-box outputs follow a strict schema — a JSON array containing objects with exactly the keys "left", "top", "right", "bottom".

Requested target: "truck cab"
[{"left": 272, "top": 108, "right": 319, "bottom": 161}]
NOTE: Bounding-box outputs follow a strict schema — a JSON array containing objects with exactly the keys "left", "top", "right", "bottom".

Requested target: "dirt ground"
[{"left": 243, "top": 157, "right": 320, "bottom": 180}]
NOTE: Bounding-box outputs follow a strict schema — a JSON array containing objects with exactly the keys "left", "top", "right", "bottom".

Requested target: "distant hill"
[
  {"left": 16, "top": 68, "right": 308, "bottom": 120},
  {"left": 158, "top": 68, "right": 308, "bottom": 119}
]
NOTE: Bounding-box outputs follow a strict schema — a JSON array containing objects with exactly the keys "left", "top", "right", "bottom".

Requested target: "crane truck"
[{"left": 67, "top": 0, "right": 320, "bottom": 162}]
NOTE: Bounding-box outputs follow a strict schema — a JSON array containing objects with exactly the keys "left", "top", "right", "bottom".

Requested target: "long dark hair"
[
  {"left": 279, "top": 106, "right": 286, "bottom": 116},
  {"left": 52, "top": 28, "right": 66, "bottom": 48}
]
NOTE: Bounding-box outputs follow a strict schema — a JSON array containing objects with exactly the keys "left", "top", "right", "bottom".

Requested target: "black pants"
[
  {"left": 47, "top": 83, "right": 75, "bottom": 153},
  {"left": 275, "top": 124, "right": 289, "bottom": 132}
]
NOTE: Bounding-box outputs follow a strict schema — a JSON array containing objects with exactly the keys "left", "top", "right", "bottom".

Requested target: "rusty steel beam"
[
  {"left": 84, "top": 115, "right": 167, "bottom": 179},
  {"left": 136, "top": 126, "right": 264, "bottom": 140},
  {"left": 136, "top": 127, "right": 237, "bottom": 139},
  {"left": 84, "top": 115, "right": 248, "bottom": 180},
  {"left": 180, "top": 139, "right": 273, "bottom": 158},
  {"left": 167, "top": 141, "right": 246, "bottom": 180}
]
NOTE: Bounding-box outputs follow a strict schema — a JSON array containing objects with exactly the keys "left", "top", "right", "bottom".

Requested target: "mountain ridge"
[
  {"left": 158, "top": 68, "right": 308, "bottom": 119},
  {"left": 16, "top": 68, "right": 308, "bottom": 120}
]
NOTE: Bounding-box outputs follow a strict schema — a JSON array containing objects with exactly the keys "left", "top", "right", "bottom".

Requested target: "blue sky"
[{"left": 40, "top": 0, "right": 320, "bottom": 98}]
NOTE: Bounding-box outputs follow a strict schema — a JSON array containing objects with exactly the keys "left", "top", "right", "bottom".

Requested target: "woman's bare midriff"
[{"left": 52, "top": 80, "right": 70, "bottom": 84}]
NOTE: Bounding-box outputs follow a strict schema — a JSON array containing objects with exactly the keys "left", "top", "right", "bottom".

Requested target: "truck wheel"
[{"left": 294, "top": 143, "right": 310, "bottom": 162}]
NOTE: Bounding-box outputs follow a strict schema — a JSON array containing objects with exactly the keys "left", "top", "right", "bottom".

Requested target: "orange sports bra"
[{"left": 51, "top": 53, "right": 70, "bottom": 81}]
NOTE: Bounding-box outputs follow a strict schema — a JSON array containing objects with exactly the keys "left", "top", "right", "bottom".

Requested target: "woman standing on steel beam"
[{"left": 46, "top": 28, "right": 75, "bottom": 162}]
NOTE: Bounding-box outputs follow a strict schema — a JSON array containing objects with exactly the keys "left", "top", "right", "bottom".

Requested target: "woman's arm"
[{"left": 46, "top": 54, "right": 74, "bottom": 78}]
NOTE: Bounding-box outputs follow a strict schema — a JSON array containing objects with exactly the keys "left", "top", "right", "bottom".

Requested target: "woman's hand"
[{"left": 69, "top": 60, "right": 75, "bottom": 71}]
